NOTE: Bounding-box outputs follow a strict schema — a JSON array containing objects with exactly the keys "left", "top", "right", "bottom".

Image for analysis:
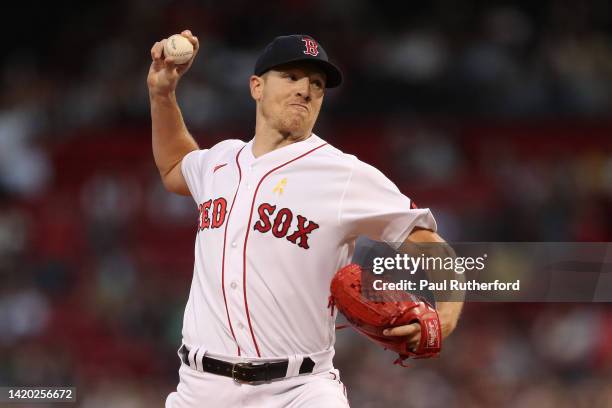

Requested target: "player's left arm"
[{"left": 383, "top": 228, "right": 464, "bottom": 348}]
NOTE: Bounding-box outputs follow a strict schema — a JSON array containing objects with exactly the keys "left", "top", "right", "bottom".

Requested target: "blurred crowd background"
[{"left": 1, "top": 0, "right": 612, "bottom": 407}]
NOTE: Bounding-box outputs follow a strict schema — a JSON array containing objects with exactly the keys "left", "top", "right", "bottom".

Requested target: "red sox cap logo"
[{"left": 301, "top": 38, "right": 319, "bottom": 57}]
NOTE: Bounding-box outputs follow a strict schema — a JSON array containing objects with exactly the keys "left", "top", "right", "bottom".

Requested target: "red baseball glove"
[{"left": 329, "top": 263, "right": 442, "bottom": 365}]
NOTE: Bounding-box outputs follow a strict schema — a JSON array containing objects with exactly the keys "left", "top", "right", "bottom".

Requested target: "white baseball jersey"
[{"left": 180, "top": 133, "right": 436, "bottom": 359}]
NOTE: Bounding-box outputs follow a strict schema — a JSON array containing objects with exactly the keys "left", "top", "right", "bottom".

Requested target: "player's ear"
[{"left": 250, "top": 75, "right": 264, "bottom": 101}]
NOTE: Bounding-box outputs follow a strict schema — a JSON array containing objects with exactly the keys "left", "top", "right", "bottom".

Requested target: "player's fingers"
[
  {"left": 150, "top": 43, "right": 166, "bottom": 72},
  {"left": 181, "top": 29, "right": 199, "bottom": 54},
  {"left": 192, "top": 35, "right": 199, "bottom": 53},
  {"left": 151, "top": 41, "right": 163, "bottom": 61},
  {"left": 159, "top": 39, "right": 168, "bottom": 59},
  {"left": 180, "top": 29, "right": 195, "bottom": 45},
  {"left": 383, "top": 323, "right": 420, "bottom": 337},
  {"left": 407, "top": 333, "right": 422, "bottom": 351},
  {"left": 189, "top": 37, "right": 199, "bottom": 63},
  {"left": 164, "top": 56, "right": 177, "bottom": 69}
]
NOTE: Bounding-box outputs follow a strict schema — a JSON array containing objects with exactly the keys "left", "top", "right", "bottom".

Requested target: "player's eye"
[{"left": 312, "top": 80, "right": 323, "bottom": 89}]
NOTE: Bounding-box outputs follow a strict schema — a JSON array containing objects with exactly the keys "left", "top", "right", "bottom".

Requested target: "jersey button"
[
  {"left": 237, "top": 322, "right": 244, "bottom": 330},
  {"left": 231, "top": 242, "right": 237, "bottom": 248},
  {"left": 230, "top": 281, "right": 237, "bottom": 289}
]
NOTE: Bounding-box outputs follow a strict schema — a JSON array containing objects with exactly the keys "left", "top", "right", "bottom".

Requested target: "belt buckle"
[{"left": 231, "top": 362, "right": 254, "bottom": 384}]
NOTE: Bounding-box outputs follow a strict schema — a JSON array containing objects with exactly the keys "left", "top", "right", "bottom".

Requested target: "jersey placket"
[{"left": 223, "top": 149, "right": 261, "bottom": 356}]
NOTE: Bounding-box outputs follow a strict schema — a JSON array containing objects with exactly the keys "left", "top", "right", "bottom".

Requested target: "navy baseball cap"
[{"left": 254, "top": 35, "right": 343, "bottom": 88}]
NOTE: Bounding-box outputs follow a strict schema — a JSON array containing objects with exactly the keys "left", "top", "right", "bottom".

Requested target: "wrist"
[
  {"left": 440, "top": 317, "right": 456, "bottom": 339},
  {"left": 437, "top": 308, "right": 459, "bottom": 338},
  {"left": 149, "top": 89, "right": 177, "bottom": 102}
]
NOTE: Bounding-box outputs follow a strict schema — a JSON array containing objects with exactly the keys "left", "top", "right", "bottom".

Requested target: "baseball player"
[{"left": 148, "top": 31, "right": 462, "bottom": 407}]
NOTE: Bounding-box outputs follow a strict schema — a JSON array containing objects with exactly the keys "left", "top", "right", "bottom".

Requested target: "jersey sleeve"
[
  {"left": 181, "top": 148, "right": 210, "bottom": 202},
  {"left": 339, "top": 157, "right": 437, "bottom": 248}
]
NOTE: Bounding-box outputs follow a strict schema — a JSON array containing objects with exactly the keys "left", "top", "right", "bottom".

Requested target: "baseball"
[{"left": 164, "top": 34, "right": 194, "bottom": 65}]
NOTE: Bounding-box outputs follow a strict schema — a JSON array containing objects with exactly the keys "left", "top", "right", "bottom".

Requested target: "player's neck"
[{"left": 252, "top": 128, "right": 311, "bottom": 158}]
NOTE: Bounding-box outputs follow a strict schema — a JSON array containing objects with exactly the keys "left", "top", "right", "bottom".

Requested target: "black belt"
[{"left": 179, "top": 345, "right": 315, "bottom": 384}]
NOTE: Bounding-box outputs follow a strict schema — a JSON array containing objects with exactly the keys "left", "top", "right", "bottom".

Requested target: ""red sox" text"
[
  {"left": 197, "top": 198, "right": 227, "bottom": 230},
  {"left": 253, "top": 203, "right": 319, "bottom": 249},
  {"left": 197, "top": 199, "right": 319, "bottom": 249}
]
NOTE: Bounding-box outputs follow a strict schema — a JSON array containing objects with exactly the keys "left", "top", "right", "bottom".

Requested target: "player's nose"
[{"left": 295, "top": 78, "right": 311, "bottom": 100}]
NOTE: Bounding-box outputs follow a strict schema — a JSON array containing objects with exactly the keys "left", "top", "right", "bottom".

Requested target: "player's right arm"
[{"left": 148, "top": 30, "right": 200, "bottom": 196}]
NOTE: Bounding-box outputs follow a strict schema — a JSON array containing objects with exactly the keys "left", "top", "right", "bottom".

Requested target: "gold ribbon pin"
[{"left": 273, "top": 178, "right": 287, "bottom": 195}]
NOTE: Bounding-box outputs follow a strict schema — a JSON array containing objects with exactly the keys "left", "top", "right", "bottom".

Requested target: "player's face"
[{"left": 253, "top": 62, "right": 326, "bottom": 138}]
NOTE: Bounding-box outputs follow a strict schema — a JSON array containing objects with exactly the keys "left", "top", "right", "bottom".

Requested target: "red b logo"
[{"left": 301, "top": 38, "right": 319, "bottom": 57}]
